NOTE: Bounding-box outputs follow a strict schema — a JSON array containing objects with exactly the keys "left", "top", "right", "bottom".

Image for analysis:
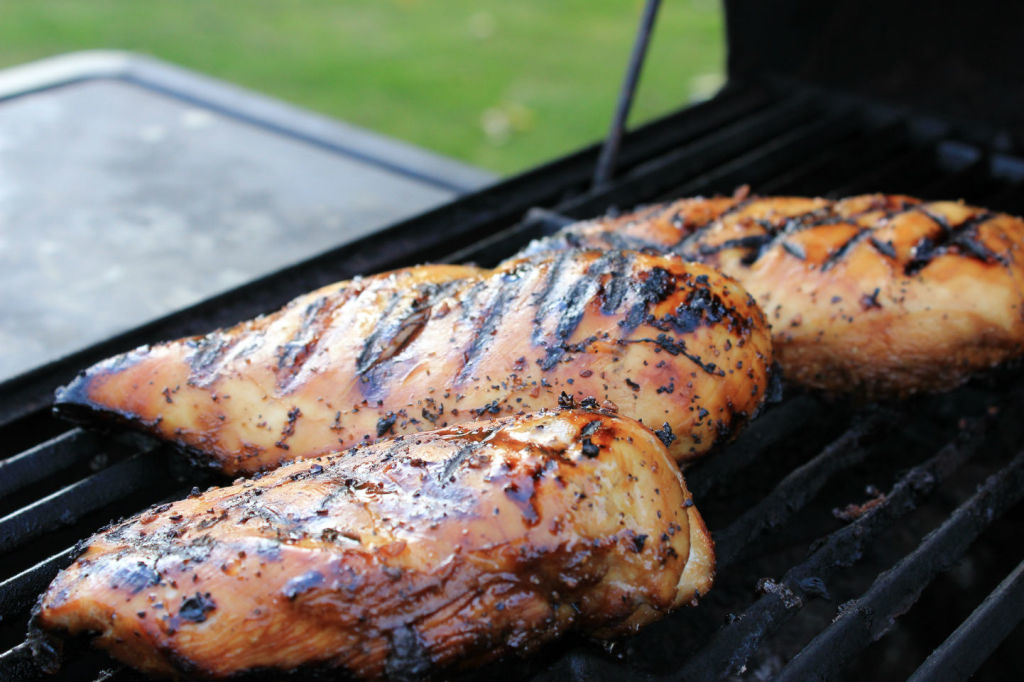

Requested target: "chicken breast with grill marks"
[
  {"left": 32, "top": 409, "right": 714, "bottom": 680},
  {"left": 55, "top": 250, "right": 773, "bottom": 474},
  {"left": 523, "top": 193, "right": 1024, "bottom": 397}
]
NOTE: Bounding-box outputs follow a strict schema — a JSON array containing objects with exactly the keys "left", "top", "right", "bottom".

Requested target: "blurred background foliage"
[{"left": 0, "top": 0, "right": 724, "bottom": 174}]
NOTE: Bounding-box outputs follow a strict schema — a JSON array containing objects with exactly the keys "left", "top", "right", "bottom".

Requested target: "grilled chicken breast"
[
  {"left": 55, "top": 250, "right": 772, "bottom": 474},
  {"left": 33, "top": 409, "right": 715, "bottom": 680},
  {"left": 523, "top": 193, "right": 1024, "bottom": 397}
]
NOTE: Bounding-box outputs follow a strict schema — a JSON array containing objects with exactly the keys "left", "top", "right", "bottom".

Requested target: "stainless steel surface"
[{"left": 0, "top": 52, "right": 495, "bottom": 381}]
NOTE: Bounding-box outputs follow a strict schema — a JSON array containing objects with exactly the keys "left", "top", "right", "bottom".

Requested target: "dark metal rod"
[
  {"left": 678, "top": 417, "right": 990, "bottom": 680},
  {"left": 592, "top": 0, "right": 662, "bottom": 188},
  {"left": 688, "top": 394, "right": 823, "bottom": 499},
  {"left": 907, "top": 559, "right": 1024, "bottom": 682},
  {"left": 0, "top": 643, "right": 34, "bottom": 681},
  {"left": 568, "top": 93, "right": 816, "bottom": 217},
  {"left": 665, "top": 110, "right": 860, "bottom": 203},
  {"left": 776, "top": 450, "right": 1024, "bottom": 682},
  {"left": 0, "top": 429, "right": 98, "bottom": 501},
  {"left": 713, "top": 410, "right": 891, "bottom": 568},
  {"left": 0, "top": 640, "right": 125, "bottom": 682},
  {"left": 521, "top": 207, "right": 577, "bottom": 232},
  {"left": 0, "top": 546, "right": 76, "bottom": 618},
  {"left": 0, "top": 448, "right": 165, "bottom": 554}
]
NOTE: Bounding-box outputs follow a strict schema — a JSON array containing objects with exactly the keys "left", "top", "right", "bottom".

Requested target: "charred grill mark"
[
  {"left": 439, "top": 442, "right": 482, "bottom": 483},
  {"left": 458, "top": 270, "right": 525, "bottom": 381},
  {"left": 869, "top": 236, "right": 897, "bottom": 259},
  {"left": 531, "top": 250, "right": 574, "bottom": 319},
  {"left": 599, "top": 230, "right": 650, "bottom": 253},
  {"left": 357, "top": 279, "right": 467, "bottom": 396},
  {"left": 186, "top": 332, "right": 237, "bottom": 386},
  {"left": 355, "top": 291, "right": 406, "bottom": 375},
  {"left": 596, "top": 251, "right": 635, "bottom": 314},
  {"left": 620, "top": 335, "right": 726, "bottom": 376},
  {"left": 920, "top": 207, "right": 954, "bottom": 235},
  {"left": 676, "top": 202, "right": 839, "bottom": 266},
  {"left": 781, "top": 240, "right": 807, "bottom": 260},
  {"left": 111, "top": 562, "right": 161, "bottom": 594},
  {"left": 671, "top": 196, "right": 752, "bottom": 251},
  {"left": 532, "top": 254, "right": 623, "bottom": 370},
  {"left": 951, "top": 228, "right": 1002, "bottom": 262},
  {"left": 821, "top": 229, "right": 870, "bottom": 272},
  {"left": 689, "top": 234, "right": 773, "bottom": 264},
  {"left": 904, "top": 210, "right": 1002, "bottom": 275},
  {"left": 647, "top": 284, "right": 747, "bottom": 336},
  {"left": 739, "top": 207, "right": 853, "bottom": 266},
  {"left": 275, "top": 296, "right": 333, "bottom": 391},
  {"left": 776, "top": 208, "right": 843, "bottom": 234},
  {"left": 458, "top": 280, "right": 489, "bottom": 323},
  {"left": 618, "top": 266, "right": 684, "bottom": 334},
  {"left": 948, "top": 212, "right": 1003, "bottom": 261},
  {"left": 555, "top": 276, "right": 598, "bottom": 341},
  {"left": 853, "top": 195, "right": 921, "bottom": 220},
  {"left": 905, "top": 236, "right": 939, "bottom": 275}
]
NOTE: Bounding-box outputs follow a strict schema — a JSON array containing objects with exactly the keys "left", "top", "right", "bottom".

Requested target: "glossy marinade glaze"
[
  {"left": 55, "top": 250, "right": 773, "bottom": 474},
  {"left": 33, "top": 409, "right": 714, "bottom": 680},
  {"left": 523, "top": 193, "right": 1024, "bottom": 398}
]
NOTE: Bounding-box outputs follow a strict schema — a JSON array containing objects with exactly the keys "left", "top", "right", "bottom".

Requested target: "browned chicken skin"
[
  {"left": 33, "top": 409, "right": 714, "bottom": 680},
  {"left": 55, "top": 250, "right": 773, "bottom": 473},
  {"left": 523, "top": 193, "right": 1024, "bottom": 397}
]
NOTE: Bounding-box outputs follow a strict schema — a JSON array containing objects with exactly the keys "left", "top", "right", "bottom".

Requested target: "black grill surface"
[{"left": 3, "top": 83, "right": 1024, "bottom": 681}]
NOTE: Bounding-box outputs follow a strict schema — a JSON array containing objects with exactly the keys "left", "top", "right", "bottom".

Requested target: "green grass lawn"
[{"left": 0, "top": 1, "right": 724, "bottom": 174}]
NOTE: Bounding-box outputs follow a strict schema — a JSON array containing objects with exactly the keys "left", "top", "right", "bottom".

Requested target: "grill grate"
[{"left": 2, "top": 84, "right": 1024, "bottom": 681}]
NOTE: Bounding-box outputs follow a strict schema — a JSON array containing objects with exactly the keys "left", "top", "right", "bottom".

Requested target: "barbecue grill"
[{"left": 3, "top": 1, "right": 1024, "bottom": 679}]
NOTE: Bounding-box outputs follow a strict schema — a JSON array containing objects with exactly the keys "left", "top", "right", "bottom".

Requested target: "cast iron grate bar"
[
  {"left": 0, "top": 547, "right": 77, "bottom": 621},
  {"left": 913, "top": 141, "right": 992, "bottom": 199},
  {"left": 829, "top": 145, "right": 946, "bottom": 197},
  {"left": 0, "top": 641, "right": 130, "bottom": 682},
  {"left": 713, "top": 410, "right": 892, "bottom": 568},
  {"left": 983, "top": 179, "right": 1024, "bottom": 215},
  {"left": 558, "top": 94, "right": 826, "bottom": 217},
  {"left": 687, "top": 394, "right": 824, "bottom": 499},
  {"left": 775, "top": 449, "right": 1024, "bottom": 681},
  {"left": 1, "top": 643, "right": 35, "bottom": 681},
  {"left": 440, "top": 207, "right": 577, "bottom": 267},
  {"left": 0, "top": 447, "right": 166, "bottom": 554},
  {"left": 663, "top": 110, "right": 862, "bottom": 203},
  {"left": 678, "top": 415, "right": 993, "bottom": 680},
  {"left": 0, "top": 429, "right": 99, "bottom": 501},
  {"left": 753, "top": 120, "right": 911, "bottom": 196},
  {"left": 907, "top": 559, "right": 1024, "bottom": 682}
]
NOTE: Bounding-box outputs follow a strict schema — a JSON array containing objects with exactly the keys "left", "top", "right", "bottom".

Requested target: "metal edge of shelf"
[{"left": 0, "top": 50, "right": 497, "bottom": 194}]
